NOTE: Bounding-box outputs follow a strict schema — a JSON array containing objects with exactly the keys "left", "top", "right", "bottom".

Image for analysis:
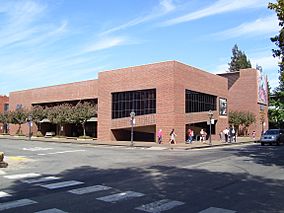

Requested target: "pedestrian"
[
  {"left": 223, "top": 128, "right": 229, "bottom": 143},
  {"left": 229, "top": 125, "right": 233, "bottom": 143},
  {"left": 186, "top": 128, "right": 194, "bottom": 144},
  {"left": 252, "top": 130, "right": 256, "bottom": 140},
  {"left": 157, "top": 129, "right": 163, "bottom": 144},
  {"left": 200, "top": 129, "right": 207, "bottom": 143},
  {"left": 169, "top": 129, "right": 177, "bottom": 144},
  {"left": 232, "top": 127, "right": 236, "bottom": 142}
]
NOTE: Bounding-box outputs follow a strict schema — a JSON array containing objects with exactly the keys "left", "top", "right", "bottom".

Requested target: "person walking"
[
  {"left": 200, "top": 129, "right": 207, "bottom": 143},
  {"left": 186, "top": 128, "right": 193, "bottom": 144},
  {"left": 157, "top": 129, "right": 163, "bottom": 144},
  {"left": 169, "top": 129, "right": 177, "bottom": 144},
  {"left": 223, "top": 127, "right": 229, "bottom": 143}
]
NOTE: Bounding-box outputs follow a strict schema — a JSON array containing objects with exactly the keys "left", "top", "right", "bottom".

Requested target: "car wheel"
[
  {"left": 269, "top": 142, "right": 272, "bottom": 146},
  {"left": 276, "top": 140, "right": 280, "bottom": 146}
]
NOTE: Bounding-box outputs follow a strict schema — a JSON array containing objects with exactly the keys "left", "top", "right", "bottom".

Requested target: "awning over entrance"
[
  {"left": 40, "top": 118, "right": 51, "bottom": 123},
  {"left": 87, "top": 117, "right": 97, "bottom": 122}
]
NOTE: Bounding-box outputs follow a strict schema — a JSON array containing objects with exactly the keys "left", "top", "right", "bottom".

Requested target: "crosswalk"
[{"left": 0, "top": 171, "right": 238, "bottom": 212}]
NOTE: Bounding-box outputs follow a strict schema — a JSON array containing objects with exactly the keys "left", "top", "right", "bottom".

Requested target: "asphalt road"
[{"left": 0, "top": 139, "right": 284, "bottom": 213}]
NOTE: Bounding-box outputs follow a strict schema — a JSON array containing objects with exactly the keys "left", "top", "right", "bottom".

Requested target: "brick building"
[
  {"left": 0, "top": 95, "right": 9, "bottom": 133},
  {"left": 8, "top": 61, "right": 268, "bottom": 142}
]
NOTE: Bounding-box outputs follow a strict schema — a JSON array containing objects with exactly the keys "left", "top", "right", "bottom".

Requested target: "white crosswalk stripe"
[
  {"left": 4, "top": 173, "right": 41, "bottom": 180},
  {"left": 21, "top": 176, "right": 60, "bottom": 184},
  {"left": 135, "top": 199, "right": 185, "bottom": 212},
  {"left": 0, "top": 199, "right": 37, "bottom": 211},
  {"left": 22, "top": 147, "right": 53, "bottom": 151},
  {"left": 35, "top": 208, "right": 68, "bottom": 213},
  {"left": 97, "top": 191, "right": 144, "bottom": 202},
  {"left": 0, "top": 170, "right": 6, "bottom": 175},
  {"left": 198, "top": 207, "right": 236, "bottom": 213},
  {"left": 37, "top": 150, "right": 86, "bottom": 156},
  {"left": 0, "top": 192, "right": 11, "bottom": 198},
  {"left": 68, "top": 185, "right": 112, "bottom": 195},
  {"left": 39, "top": 180, "right": 84, "bottom": 189}
]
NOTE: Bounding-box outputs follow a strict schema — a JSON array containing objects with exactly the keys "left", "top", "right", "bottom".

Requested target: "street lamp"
[
  {"left": 27, "top": 114, "right": 32, "bottom": 140},
  {"left": 208, "top": 110, "right": 213, "bottom": 146},
  {"left": 130, "top": 111, "right": 135, "bottom": 147}
]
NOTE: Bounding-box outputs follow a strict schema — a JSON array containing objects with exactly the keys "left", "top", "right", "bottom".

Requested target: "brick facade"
[
  {"left": 0, "top": 95, "right": 9, "bottom": 133},
  {"left": 8, "top": 61, "right": 267, "bottom": 142}
]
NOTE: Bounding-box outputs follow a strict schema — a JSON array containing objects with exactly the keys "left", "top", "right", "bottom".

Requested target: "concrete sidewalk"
[{"left": 0, "top": 134, "right": 256, "bottom": 150}]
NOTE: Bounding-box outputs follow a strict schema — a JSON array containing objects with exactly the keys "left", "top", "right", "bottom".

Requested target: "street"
[{"left": 0, "top": 139, "right": 284, "bottom": 213}]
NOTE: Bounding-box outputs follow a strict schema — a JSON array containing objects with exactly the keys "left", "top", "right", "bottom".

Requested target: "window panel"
[{"left": 185, "top": 90, "right": 217, "bottom": 113}]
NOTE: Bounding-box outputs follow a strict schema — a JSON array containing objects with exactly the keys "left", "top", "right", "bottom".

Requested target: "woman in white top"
[{"left": 169, "top": 129, "right": 177, "bottom": 144}]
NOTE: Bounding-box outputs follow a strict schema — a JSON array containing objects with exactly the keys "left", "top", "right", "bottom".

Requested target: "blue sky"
[{"left": 0, "top": 0, "right": 280, "bottom": 95}]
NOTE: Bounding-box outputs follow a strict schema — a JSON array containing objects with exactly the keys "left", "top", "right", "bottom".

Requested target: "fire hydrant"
[{"left": 0, "top": 152, "right": 8, "bottom": 168}]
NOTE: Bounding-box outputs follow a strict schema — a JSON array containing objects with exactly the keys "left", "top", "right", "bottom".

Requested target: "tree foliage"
[
  {"left": 228, "top": 44, "right": 252, "bottom": 72},
  {"left": 229, "top": 111, "right": 256, "bottom": 135},
  {"left": 268, "top": 92, "right": 284, "bottom": 128},
  {"left": 30, "top": 105, "right": 46, "bottom": 131},
  {"left": 268, "top": 0, "right": 284, "bottom": 92},
  {"left": 9, "top": 108, "right": 28, "bottom": 135},
  {"left": 70, "top": 102, "right": 97, "bottom": 137},
  {"left": 46, "top": 104, "right": 73, "bottom": 136}
]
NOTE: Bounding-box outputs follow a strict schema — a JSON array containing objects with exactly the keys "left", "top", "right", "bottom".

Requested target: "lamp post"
[
  {"left": 130, "top": 111, "right": 135, "bottom": 147},
  {"left": 27, "top": 114, "right": 32, "bottom": 140},
  {"left": 208, "top": 110, "right": 213, "bottom": 146}
]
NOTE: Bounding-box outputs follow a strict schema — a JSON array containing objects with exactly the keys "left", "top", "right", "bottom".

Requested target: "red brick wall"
[
  {"left": 9, "top": 80, "right": 98, "bottom": 135},
  {"left": 0, "top": 96, "right": 9, "bottom": 133},
  {"left": 226, "top": 68, "right": 268, "bottom": 138},
  {"left": 98, "top": 61, "right": 228, "bottom": 142}
]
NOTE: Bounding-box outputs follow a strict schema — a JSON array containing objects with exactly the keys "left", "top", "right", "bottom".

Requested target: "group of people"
[
  {"left": 220, "top": 126, "right": 236, "bottom": 143},
  {"left": 157, "top": 128, "right": 177, "bottom": 144},
  {"left": 157, "top": 128, "right": 209, "bottom": 144}
]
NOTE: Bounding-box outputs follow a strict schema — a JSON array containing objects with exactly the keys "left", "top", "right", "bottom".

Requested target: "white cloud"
[
  {"left": 84, "top": 37, "right": 127, "bottom": 52},
  {"left": 251, "top": 55, "right": 279, "bottom": 71},
  {"left": 100, "top": 0, "right": 176, "bottom": 35},
  {"left": 213, "top": 15, "right": 279, "bottom": 39},
  {"left": 162, "top": 0, "right": 268, "bottom": 26}
]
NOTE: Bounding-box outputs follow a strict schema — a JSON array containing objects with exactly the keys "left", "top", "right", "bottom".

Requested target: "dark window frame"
[
  {"left": 112, "top": 89, "right": 156, "bottom": 119},
  {"left": 185, "top": 90, "right": 217, "bottom": 113}
]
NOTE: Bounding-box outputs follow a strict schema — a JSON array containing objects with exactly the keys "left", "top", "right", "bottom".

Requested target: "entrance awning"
[
  {"left": 40, "top": 118, "right": 51, "bottom": 123},
  {"left": 87, "top": 117, "right": 97, "bottom": 122}
]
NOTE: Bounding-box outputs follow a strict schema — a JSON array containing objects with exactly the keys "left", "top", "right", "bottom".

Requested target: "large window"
[
  {"left": 112, "top": 89, "right": 156, "bottom": 119},
  {"left": 185, "top": 90, "right": 217, "bottom": 113}
]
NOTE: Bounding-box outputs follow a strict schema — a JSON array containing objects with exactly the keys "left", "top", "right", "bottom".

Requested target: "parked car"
[{"left": 260, "top": 129, "right": 284, "bottom": 146}]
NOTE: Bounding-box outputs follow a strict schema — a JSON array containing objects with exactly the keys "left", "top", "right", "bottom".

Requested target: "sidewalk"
[{"left": 0, "top": 135, "right": 256, "bottom": 150}]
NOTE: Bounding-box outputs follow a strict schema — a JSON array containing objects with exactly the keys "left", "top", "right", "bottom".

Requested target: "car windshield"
[{"left": 264, "top": 130, "right": 279, "bottom": 135}]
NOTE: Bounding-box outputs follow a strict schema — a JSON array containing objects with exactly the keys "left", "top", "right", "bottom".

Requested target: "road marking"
[
  {"left": 0, "top": 170, "right": 6, "bottom": 175},
  {"left": 0, "top": 192, "right": 11, "bottom": 198},
  {"left": 39, "top": 180, "right": 84, "bottom": 189},
  {"left": 135, "top": 199, "right": 185, "bottom": 212},
  {"left": 4, "top": 173, "right": 41, "bottom": 180},
  {"left": 68, "top": 185, "right": 112, "bottom": 195},
  {"left": 21, "top": 176, "right": 60, "bottom": 184},
  {"left": 6, "top": 156, "right": 29, "bottom": 161},
  {"left": 35, "top": 208, "right": 68, "bottom": 213},
  {"left": 97, "top": 191, "right": 144, "bottom": 202},
  {"left": 0, "top": 199, "right": 37, "bottom": 211},
  {"left": 147, "top": 147, "right": 167, "bottom": 150},
  {"left": 198, "top": 207, "right": 236, "bottom": 213},
  {"left": 37, "top": 150, "right": 86, "bottom": 156},
  {"left": 23, "top": 147, "right": 53, "bottom": 151}
]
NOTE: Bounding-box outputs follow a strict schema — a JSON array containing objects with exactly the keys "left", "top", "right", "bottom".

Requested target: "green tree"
[
  {"left": 47, "top": 104, "right": 73, "bottom": 136},
  {"left": 70, "top": 102, "right": 97, "bottom": 137},
  {"left": 228, "top": 44, "right": 252, "bottom": 72},
  {"left": 30, "top": 105, "right": 47, "bottom": 133},
  {"left": 268, "top": 0, "right": 284, "bottom": 92},
  {"left": 0, "top": 112, "right": 9, "bottom": 134},
  {"left": 229, "top": 111, "right": 256, "bottom": 135},
  {"left": 9, "top": 108, "right": 28, "bottom": 135},
  {"left": 268, "top": 93, "right": 284, "bottom": 128}
]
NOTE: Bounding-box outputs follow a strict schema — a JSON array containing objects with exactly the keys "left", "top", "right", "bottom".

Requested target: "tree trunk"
[{"left": 82, "top": 122, "right": 86, "bottom": 137}]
